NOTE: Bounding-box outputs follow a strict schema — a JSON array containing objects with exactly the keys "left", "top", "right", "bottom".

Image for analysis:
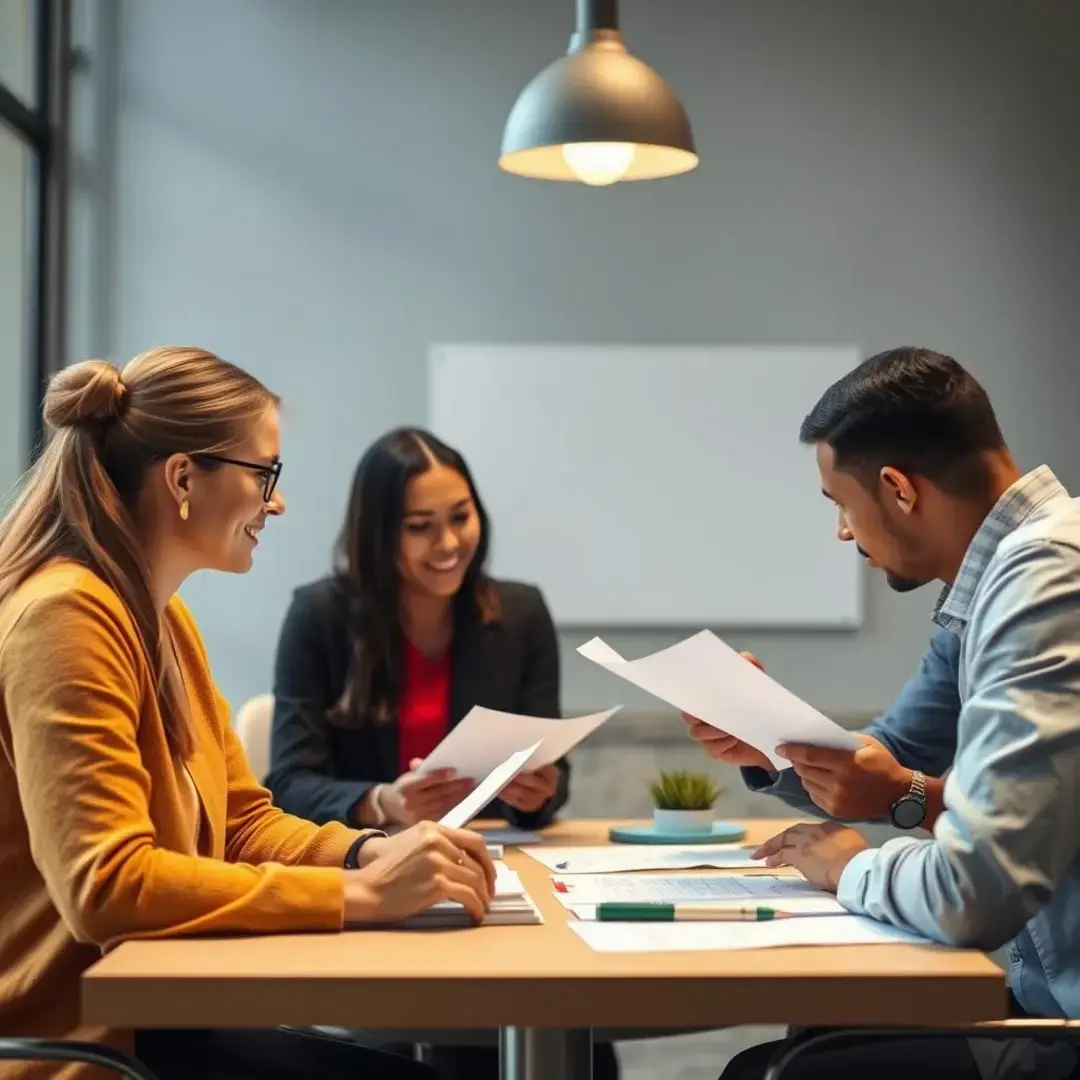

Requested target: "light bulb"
[{"left": 561, "top": 142, "right": 636, "bottom": 186}]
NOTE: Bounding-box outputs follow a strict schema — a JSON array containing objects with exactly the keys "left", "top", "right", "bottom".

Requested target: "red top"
[{"left": 397, "top": 638, "right": 451, "bottom": 775}]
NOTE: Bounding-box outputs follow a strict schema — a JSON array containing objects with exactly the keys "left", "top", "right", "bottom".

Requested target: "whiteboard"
[{"left": 428, "top": 344, "right": 864, "bottom": 629}]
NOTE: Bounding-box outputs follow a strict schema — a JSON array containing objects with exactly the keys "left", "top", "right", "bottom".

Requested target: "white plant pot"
[{"left": 652, "top": 808, "right": 714, "bottom": 834}]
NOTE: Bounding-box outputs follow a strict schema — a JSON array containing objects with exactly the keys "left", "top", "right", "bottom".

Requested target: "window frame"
[{"left": 0, "top": 0, "right": 70, "bottom": 464}]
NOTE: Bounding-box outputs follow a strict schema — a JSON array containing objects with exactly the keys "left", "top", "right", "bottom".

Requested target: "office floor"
[
  {"left": 616, "top": 1025, "right": 782, "bottom": 1080},
  {"left": 564, "top": 720, "right": 900, "bottom": 1080}
]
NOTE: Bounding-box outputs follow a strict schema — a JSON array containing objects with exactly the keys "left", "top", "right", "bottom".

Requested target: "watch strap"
[
  {"left": 909, "top": 769, "right": 927, "bottom": 803},
  {"left": 890, "top": 770, "right": 928, "bottom": 829},
  {"left": 344, "top": 829, "right": 388, "bottom": 870}
]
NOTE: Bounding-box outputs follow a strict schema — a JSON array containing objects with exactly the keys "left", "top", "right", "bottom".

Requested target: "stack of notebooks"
[{"left": 402, "top": 863, "right": 543, "bottom": 928}]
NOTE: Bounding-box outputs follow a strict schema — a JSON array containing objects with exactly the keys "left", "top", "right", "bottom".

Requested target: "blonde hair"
[{"left": 0, "top": 346, "right": 279, "bottom": 757}]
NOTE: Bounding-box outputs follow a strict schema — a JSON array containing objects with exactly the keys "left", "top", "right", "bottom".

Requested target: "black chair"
[
  {"left": 764, "top": 1021, "right": 1080, "bottom": 1079},
  {"left": 0, "top": 1038, "right": 160, "bottom": 1079}
]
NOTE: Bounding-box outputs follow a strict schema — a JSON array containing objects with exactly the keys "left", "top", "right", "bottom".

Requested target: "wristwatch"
[
  {"left": 344, "top": 829, "right": 388, "bottom": 869},
  {"left": 889, "top": 770, "right": 928, "bottom": 829}
]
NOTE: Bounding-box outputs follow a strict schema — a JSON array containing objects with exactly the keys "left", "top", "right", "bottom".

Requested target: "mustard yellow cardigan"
[{"left": 0, "top": 562, "right": 373, "bottom": 1079}]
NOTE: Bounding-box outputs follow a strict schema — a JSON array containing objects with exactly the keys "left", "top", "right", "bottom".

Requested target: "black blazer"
[{"left": 265, "top": 575, "right": 570, "bottom": 829}]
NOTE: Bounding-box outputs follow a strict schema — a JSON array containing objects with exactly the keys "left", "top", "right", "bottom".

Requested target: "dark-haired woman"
[{"left": 266, "top": 427, "right": 619, "bottom": 1080}]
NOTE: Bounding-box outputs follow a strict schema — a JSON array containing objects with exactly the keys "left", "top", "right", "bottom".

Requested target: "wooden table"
[{"left": 82, "top": 819, "right": 1006, "bottom": 1079}]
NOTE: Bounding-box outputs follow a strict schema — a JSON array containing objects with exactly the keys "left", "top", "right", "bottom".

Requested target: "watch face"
[{"left": 892, "top": 796, "right": 926, "bottom": 829}]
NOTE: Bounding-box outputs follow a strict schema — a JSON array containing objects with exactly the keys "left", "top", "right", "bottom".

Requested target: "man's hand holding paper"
[
  {"left": 681, "top": 651, "right": 917, "bottom": 820},
  {"left": 579, "top": 630, "right": 860, "bottom": 769},
  {"left": 681, "top": 650, "right": 776, "bottom": 768}
]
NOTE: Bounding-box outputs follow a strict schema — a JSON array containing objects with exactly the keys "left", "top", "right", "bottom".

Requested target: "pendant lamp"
[{"left": 498, "top": 0, "right": 698, "bottom": 186}]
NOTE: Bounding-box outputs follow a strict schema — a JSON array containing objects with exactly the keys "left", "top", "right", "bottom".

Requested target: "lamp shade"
[{"left": 499, "top": 18, "right": 697, "bottom": 185}]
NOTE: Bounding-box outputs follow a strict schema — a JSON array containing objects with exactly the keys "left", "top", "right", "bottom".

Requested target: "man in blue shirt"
[
  {"left": 705, "top": 348, "right": 1080, "bottom": 1080},
  {"left": 686, "top": 502, "right": 962, "bottom": 830}
]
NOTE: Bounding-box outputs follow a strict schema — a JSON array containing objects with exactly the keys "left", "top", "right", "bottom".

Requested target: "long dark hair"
[{"left": 331, "top": 427, "right": 497, "bottom": 727}]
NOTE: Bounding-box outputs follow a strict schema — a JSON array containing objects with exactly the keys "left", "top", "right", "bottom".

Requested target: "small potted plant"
[{"left": 647, "top": 769, "right": 719, "bottom": 834}]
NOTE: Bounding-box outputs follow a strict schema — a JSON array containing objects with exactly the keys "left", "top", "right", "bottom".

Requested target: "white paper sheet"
[
  {"left": 552, "top": 873, "right": 832, "bottom": 908},
  {"left": 417, "top": 706, "right": 619, "bottom": 779},
  {"left": 524, "top": 845, "right": 763, "bottom": 874},
  {"left": 493, "top": 864, "right": 527, "bottom": 896},
  {"left": 578, "top": 630, "right": 860, "bottom": 770},
  {"left": 571, "top": 915, "right": 929, "bottom": 953},
  {"left": 439, "top": 742, "right": 543, "bottom": 828}
]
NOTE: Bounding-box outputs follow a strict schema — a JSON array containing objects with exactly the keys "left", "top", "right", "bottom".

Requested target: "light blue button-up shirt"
[{"left": 838, "top": 466, "right": 1080, "bottom": 1017}]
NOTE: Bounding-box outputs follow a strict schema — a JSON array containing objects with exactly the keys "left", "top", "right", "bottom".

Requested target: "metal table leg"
[{"left": 499, "top": 1027, "right": 593, "bottom": 1080}]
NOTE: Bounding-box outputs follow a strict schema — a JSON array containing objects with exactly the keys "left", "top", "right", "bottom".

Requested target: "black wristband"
[{"left": 344, "top": 830, "right": 388, "bottom": 870}]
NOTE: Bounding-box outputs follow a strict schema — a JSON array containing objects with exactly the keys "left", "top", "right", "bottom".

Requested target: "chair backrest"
[{"left": 234, "top": 693, "right": 275, "bottom": 783}]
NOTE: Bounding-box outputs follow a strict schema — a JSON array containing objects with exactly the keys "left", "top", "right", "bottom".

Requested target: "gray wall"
[
  {"left": 70, "top": 0, "right": 1080, "bottom": 720},
  {"left": 0, "top": 124, "right": 29, "bottom": 503},
  {"left": 0, "top": 0, "right": 31, "bottom": 503}
]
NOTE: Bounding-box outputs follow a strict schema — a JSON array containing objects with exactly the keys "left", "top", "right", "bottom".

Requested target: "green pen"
[{"left": 593, "top": 903, "right": 792, "bottom": 922}]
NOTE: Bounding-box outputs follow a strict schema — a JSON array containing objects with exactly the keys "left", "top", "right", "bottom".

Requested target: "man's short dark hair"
[{"left": 799, "top": 348, "right": 1006, "bottom": 496}]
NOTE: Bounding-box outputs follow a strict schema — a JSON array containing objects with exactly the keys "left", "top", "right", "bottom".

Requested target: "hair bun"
[{"left": 44, "top": 360, "right": 129, "bottom": 431}]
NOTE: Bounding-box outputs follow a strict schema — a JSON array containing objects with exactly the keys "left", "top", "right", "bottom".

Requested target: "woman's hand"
[
  {"left": 499, "top": 763, "right": 559, "bottom": 813},
  {"left": 343, "top": 822, "right": 496, "bottom": 925},
  {"left": 377, "top": 760, "right": 476, "bottom": 826}
]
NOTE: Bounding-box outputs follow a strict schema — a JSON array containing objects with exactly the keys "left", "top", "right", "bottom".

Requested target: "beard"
[
  {"left": 856, "top": 545, "right": 928, "bottom": 593},
  {"left": 884, "top": 572, "right": 928, "bottom": 593}
]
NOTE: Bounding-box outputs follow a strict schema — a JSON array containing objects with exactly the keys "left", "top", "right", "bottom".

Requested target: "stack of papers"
[
  {"left": 578, "top": 631, "right": 860, "bottom": 770},
  {"left": 524, "top": 845, "right": 761, "bottom": 874},
  {"left": 403, "top": 864, "right": 542, "bottom": 928}
]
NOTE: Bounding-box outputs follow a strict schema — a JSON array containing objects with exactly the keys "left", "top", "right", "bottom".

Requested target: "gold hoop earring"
[{"left": 179, "top": 499, "right": 190, "bottom": 521}]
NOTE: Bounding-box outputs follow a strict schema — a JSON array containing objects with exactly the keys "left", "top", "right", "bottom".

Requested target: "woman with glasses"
[
  {"left": 0, "top": 350, "right": 494, "bottom": 1080},
  {"left": 266, "top": 427, "right": 620, "bottom": 1079}
]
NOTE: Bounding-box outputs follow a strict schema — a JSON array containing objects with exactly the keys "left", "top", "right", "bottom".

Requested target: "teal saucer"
[{"left": 608, "top": 822, "right": 748, "bottom": 845}]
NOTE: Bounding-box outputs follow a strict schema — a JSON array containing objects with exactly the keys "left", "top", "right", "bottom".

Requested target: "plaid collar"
[{"left": 933, "top": 465, "right": 1069, "bottom": 633}]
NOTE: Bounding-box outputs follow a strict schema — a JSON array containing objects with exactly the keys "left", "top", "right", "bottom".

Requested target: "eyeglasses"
[{"left": 192, "top": 453, "right": 282, "bottom": 502}]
